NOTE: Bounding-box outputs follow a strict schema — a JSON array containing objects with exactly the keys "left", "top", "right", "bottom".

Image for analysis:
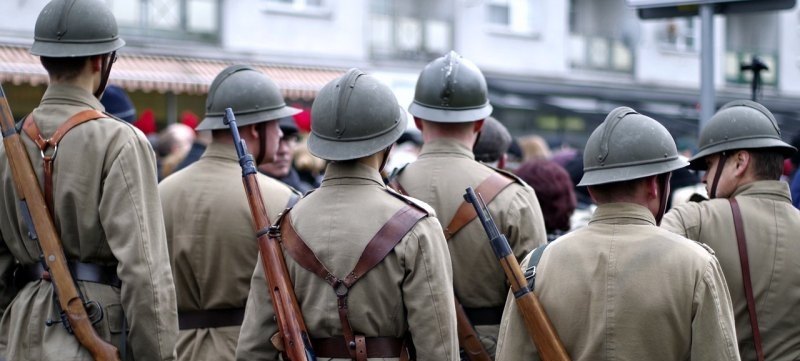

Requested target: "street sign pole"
[{"left": 699, "top": 3, "right": 715, "bottom": 129}]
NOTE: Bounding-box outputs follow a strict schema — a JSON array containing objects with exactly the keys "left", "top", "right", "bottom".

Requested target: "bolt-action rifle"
[
  {"left": 464, "top": 187, "right": 570, "bottom": 361},
  {"left": 224, "top": 108, "right": 315, "bottom": 361},
  {"left": 0, "top": 84, "right": 120, "bottom": 360}
]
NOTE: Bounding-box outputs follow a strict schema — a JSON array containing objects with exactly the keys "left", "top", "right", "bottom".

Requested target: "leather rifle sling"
[
  {"left": 280, "top": 205, "right": 426, "bottom": 361},
  {"left": 729, "top": 198, "right": 765, "bottom": 361},
  {"left": 22, "top": 110, "right": 106, "bottom": 216},
  {"left": 444, "top": 172, "right": 514, "bottom": 240}
]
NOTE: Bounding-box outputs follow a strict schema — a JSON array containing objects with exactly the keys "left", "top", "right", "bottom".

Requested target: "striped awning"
[{"left": 0, "top": 44, "right": 345, "bottom": 100}]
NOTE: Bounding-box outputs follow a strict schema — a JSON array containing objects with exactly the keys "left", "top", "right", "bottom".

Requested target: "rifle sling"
[
  {"left": 444, "top": 172, "right": 514, "bottom": 240},
  {"left": 279, "top": 205, "right": 426, "bottom": 360},
  {"left": 21, "top": 110, "right": 105, "bottom": 215},
  {"left": 14, "top": 261, "right": 120, "bottom": 289},
  {"left": 729, "top": 198, "right": 765, "bottom": 361}
]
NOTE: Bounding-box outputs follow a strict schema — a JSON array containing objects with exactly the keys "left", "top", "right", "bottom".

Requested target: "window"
[
  {"left": 725, "top": 12, "right": 779, "bottom": 87},
  {"left": 659, "top": 18, "right": 697, "bottom": 52},
  {"left": 485, "top": 0, "right": 542, "bottom": 35},
  {"left": 106, "top": 0, "right": 220, "bottom": 43},
  {"left": 261, "top": 0, "right": 330, "bottom": 16},
  {"left": 568, "top": 0, "right": 636, "bottom": 73},
  {"left": 369, "top": 0, "right": 453, "bottom": 61}
]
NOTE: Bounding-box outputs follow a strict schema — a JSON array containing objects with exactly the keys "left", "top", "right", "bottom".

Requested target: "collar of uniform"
[
  {"left": 200, "top": 142, "right": 239, "bottom": 162},
  {"left": 589, "top": 202, "right": 656, "bottom": 226},
  {"left": 730, "top": 180, "right": 792, "bottom": 203},
  {"left": 39, "top": 83, "right": 105, "bottom": 110},
  {"left": 418, "top": 138, "right": 475, "bottom": 160},
  {"left": 320, "top": 161, "right": 385, "bottom": 187}
]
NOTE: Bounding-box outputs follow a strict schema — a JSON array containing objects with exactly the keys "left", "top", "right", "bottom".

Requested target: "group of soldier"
[{"left": 0, "top": 1, "right": 798, "bottom": 361}]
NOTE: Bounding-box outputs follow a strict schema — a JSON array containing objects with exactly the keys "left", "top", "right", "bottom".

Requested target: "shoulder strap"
[
  {"left": 386, "top": 163, "right": 409, "bottom": 195},
  {"left": 444, "top": 171, "right": 514, "bottom": 240},
  {"left": 21, "top": 110, "right": 105, "bottom": 214},
  {"left": 729, "top": 198, "right": 764, "bottom": 361},
  {"left": 524, "top": 242, "right": 550, "bottom": 291},
  {"left": 280, "top": 205, "right": 426, "bottom": 360}
]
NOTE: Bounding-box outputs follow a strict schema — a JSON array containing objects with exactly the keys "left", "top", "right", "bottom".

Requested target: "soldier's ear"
[
  {"left": 414, "top": 117, "right": 424, "bottom": 131},
  {"left": 89, "top": 56, "right": 103, "bottom": 72},
  {"left": 473, "top": 119, "right": 485, "bottom": 133},
  {"left": 733, "top": 150, "right": 751, "bottom": 177}
]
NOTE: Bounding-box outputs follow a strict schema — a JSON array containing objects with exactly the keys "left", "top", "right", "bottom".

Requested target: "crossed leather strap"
[
  {"left": 729, "top": 198, "right": 765, "bottom": 361},
  {"left": 277, "top": 204, "right": 426, "bottom": 361},
  {"left": 22, "top": 110, "right": 106, "bottom": 215}
]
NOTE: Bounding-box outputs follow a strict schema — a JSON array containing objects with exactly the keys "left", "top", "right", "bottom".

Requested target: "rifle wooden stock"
[
  {"left": 0, "top": 85, "right": 120, "bottom": 360},
  {"left": 464, "top": 187, "right": 570, "bottom": 361},
  {"left": 454, "top": 297, "right": 492, "bottom": 361},
  {"left": 225, "top": 108, "right": 315, "bottom": 361}
]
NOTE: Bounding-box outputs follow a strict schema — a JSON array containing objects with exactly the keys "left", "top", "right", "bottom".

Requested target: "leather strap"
[
  {"left": 463, "top": 306, "right": 505, "bottom": 326},
  {"left": 178, "top": 308, "right": 246, "bottom": 330},
  {"left": 14, "top": 261, "right": 121, "bottom": 288},
  {"left": 21, "top": 110, "right": 105, "bottom": 214},
  {"left": 311, "top": 336, "right": 404, "bottom": 358},
  {"left": 729, "top": 198, "right": 765, "bottom": 361},
  {"left": 280, "top": 205, "right": 426, "bottom": 360},
  {"left": 709, "top": 152, "right": 728, "bottom": 199},
  {"left": 444, "top": 172, "right": 514, "bottom": 240},
  {"left": 388, "top": 179, "right": 408, "bottom": 196}
]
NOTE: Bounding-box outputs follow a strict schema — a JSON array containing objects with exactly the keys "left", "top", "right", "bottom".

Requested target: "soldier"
[
  {"left": 662, "top": 100, "right": 800, "bottom": 361},
  {"left": 0, "top": 0, "right": 178, "bottom": 360},
  {"left": 390, "top": 51, "right": 546, "bottom": 357},
  {"left": 236, "top": 68, "right": 459, "bottom": 361},
  {"left": 495, "top": 108, "right": 740, "bottom": 361},
  {"left": 158, "top": 65, "right": 301, "bottom": 361}
]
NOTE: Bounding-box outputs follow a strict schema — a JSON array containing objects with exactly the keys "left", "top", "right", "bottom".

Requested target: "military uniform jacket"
[
  {"left": 159, "top": 142, "right": 297, "bottom": 361},
  {"left": 662, "top": 181, "right": 800, "bottom": 361},
  {"left": 0, "top": 84, "right": 178, "bottom": 360},
  {"left": 495, "top": 203, "right": 740, "bottom": 361},
  {"left": 235, "top": 161, "right": 459, "bottom": 361},
  {"left": 393, "top": 138, "right": 546, "bottom": 354}
]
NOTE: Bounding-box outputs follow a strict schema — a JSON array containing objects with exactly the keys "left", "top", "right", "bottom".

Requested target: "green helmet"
[
  {"left": 31, "top": 0, "right": 125, "bottom": 57},
  {"left": 408, "top": 51, "right": 493, "bottom": 123},
  {"left": 688, "top": 100, "right": 797, "bottom": 170},
  {"left": 579, "top": 107, "right": 688, "bottom": 187},
  {"left": 308, "top": 68, "right": 406, "bottom": 161},
  {"left": 196, "top": 65, "right": 301, "bottom": 131}
]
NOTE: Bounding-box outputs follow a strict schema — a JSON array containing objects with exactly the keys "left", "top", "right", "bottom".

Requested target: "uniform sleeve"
[
  {"left": 495, "top": 253, "right": 540, "bottom": 361},
  {"left": 690, "top": 258, "right": 740, "bottom": 361},
  {"left": 502, "top": 186, "right": 547, "bottom": 261},
  {"left": 402, "top": 217, "right": 459, "bottom": 361},
  {"left": 99, "top": 134, "right": 178, "bottom": 360},
  {"left": 236, "top": 257, "right": 280, "bottom": 361},
  {"left": 662, "top": 203, "right": 702, "bottom": 240}
]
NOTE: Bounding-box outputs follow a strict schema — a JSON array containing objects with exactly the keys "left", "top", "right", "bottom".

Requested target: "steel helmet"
[
  {"left": 409, "top": 51, "right": 493, "bottom": 123},
  {"left": 579, "top": 107, "right": 688, "bottom": 186},
  {"left": 308, "top": 68, "right": 406, "bottom": 161},
  {"left": 197, "top": 65, "right": 302, "bottom": 131},
  {"left": 688, "top": 100, "right": 796, "bottom": 169},
  {"left": 31, "top": 0, "right": 125, "bottom": 57}
]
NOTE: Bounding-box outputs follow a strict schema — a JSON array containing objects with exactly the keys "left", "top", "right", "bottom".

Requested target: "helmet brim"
[
  {"left": 308, "top": 107, "right": 407, "bottom": 161},
  {"left": 578, "top": 157, "right": 689, "bottom": 187},
  {"left": 196, "top": 105, "right": 302, "bottom": 131},
  {"left": 408, "top": 101, "right": 492, "bottom": 123},
  {"left": 688, "top": 138, "right": 797, "bottom": 170},
  {"left": 31, "top": 38, "right": 125, "bottom": 58}
]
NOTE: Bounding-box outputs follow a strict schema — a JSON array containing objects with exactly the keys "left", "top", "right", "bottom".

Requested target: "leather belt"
[
  {"left": 311, "top": 336, "right": 404, "bottom": 358},
  {"left": 13, "top": 261, "right": 121, "bottom": 288},
  {"left": 464, "top": 306, "right": 504, "bottom": 326},
  {"left": 178, "top": 308, "right": 246, "bottom": 330}
]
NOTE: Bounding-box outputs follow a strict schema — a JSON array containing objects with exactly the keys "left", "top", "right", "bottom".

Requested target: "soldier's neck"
[{"left": 49, "top": 74, "right": 97, "bottom": 95}]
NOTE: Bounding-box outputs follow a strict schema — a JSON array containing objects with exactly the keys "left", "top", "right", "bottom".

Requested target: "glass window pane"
[
  {"left": 425, "top": 20, "right": 450, "bottom": 54},
  {"left": 109, "top": 0, "right": 140, "bottom": 27},
  {"left": 149, "top": 0, "right": 180, "bottom": 30},
  {"left": 188, "top": 0, "right": 217, "bottom": 33},
  {"left": 487, "top": 4, "right": 510, "bottom": 25}
]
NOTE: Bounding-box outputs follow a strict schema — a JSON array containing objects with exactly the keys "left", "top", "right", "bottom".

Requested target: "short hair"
[
  {"left": 515, "top": 159, "right": 576, "bottom": 233},
  {"left": 588, "top": 174, "right": 669, "bottom": 204},
  {"left": 748, "top": 148, "right": 784, "bottom": 180},
  {"left": 40, "top": 56, "right": 89, "bottom": 81}
]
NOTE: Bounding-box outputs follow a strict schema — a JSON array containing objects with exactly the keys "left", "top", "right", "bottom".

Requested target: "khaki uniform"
[
  {"left": 0, "top": 84, "right": 178, "bottom": 360},
  {"left": 393, "top": 138, "right": 546, "bottom": 355},
  {"left": 159, "top": 142, "right": 297, "bottom": 361},
  {"left": 495, "top": 203, "right": 740, "bottom": 361},
  {"left": 662, "top": 181, "right": 800, "bottom": 360},
  {"left": 236, "top": 161, "right": 458, "bottom": 361}
]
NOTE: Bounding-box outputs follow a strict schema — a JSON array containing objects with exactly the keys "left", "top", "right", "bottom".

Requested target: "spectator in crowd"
[
  {"left": 258, "top": 116, "right": 315, "bottom": 193},
  {"left": 473, "top": 116, "right": 512, "bottom": 169},
  {"left": 99, "top": 84, "right": 136, "bottom": 122},
  {"left": 518, "top": 134, "right": 551, "bottom": 161},
  {"left": 158, "top": 123, "right": 196, "bottom": 180},
  {"left": 515, "top": 159, "right": 576, "bottom": 242},
  {"left": 790, "top": 131, "right": 800, "bottom": 209}
]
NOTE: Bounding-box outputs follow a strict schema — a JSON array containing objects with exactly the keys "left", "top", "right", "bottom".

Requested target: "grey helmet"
[
  {"left": 409, "top": 51, "right": 493, "bottom": 123},
  {"left": 688, "top": 100, "right": 796, "bottom": 170},
  {"left": 308, "top": 68, "right": 406, "bottom": 161},
  {"left": 197, "top": 65, "right": 302, "bottom": 131},
  {"left": 579, "top": 107, "right": 688, "bottom": 186},
  {"left": 31, "top": 0, "right": 125, "bottom": 57}
]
